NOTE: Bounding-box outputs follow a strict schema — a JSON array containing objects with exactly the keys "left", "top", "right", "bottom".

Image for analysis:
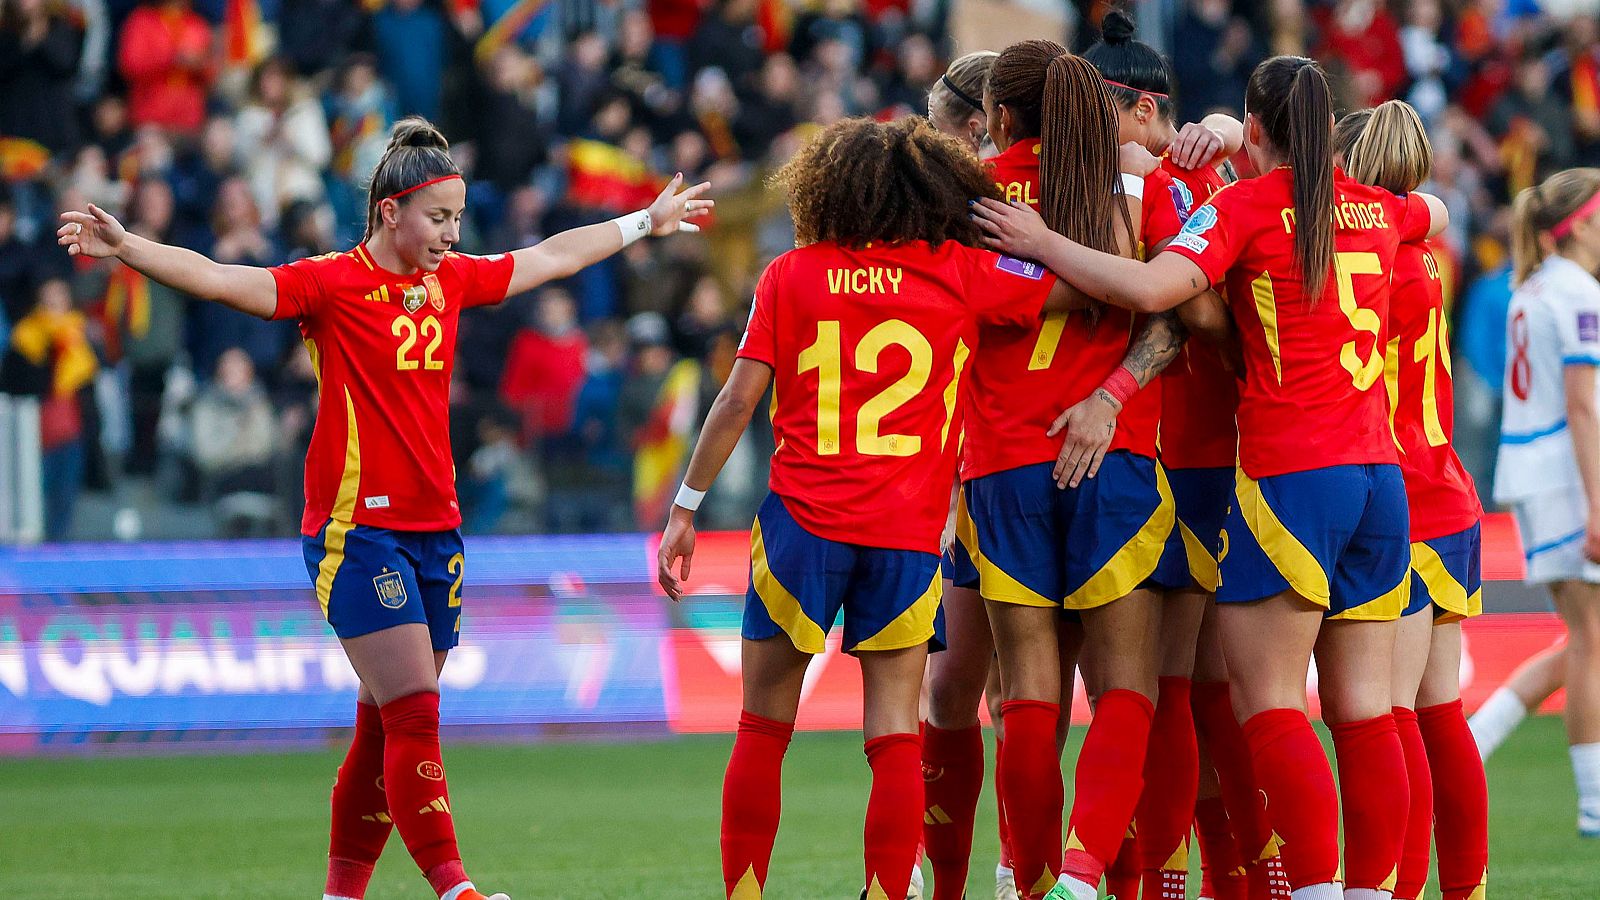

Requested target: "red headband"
[
  {"left": 387, "top": 174, "right": 463, "bottom": 200},
  {"left": 1551, "top": 188, "right": 1600, "bottom": 239},
  {"left": 1102, "top": 77, "right": 1168, "bottom": 99}
]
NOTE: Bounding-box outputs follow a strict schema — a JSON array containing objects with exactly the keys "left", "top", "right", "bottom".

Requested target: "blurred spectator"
[
  {"left": 277, "top": 0, "right": 369, "bottom": 77},
  {"left": 170, "top": 114, "right": 240, "bottom": 250},
  {"left": 1314, "top": 0, "right": 1407, "bottom": 108},
  {"left": 474, "top": 46, "right": 554, "bottom": 193},
  {"left": 1172, "top": 0, "right": 1261, "bottom": 116},
  {"left": 234, "top": 57, "right": 332, "bottom": 228},
  {"left": 85, "top": 95, "right": 133, "bottom": 161},
  {"left": 190, "top": 347, "right": 279, "bottom": 535},
  {"left": 879, "top": 33, "right": 939, "bottom": 115},
  {"left": 1401, "top": 0, "right": 1457, "bottom": 124},
  {"left": 325, "top": 54, "right": 395, "bottom": 245},
  {"left": 500, "top": 288, "right": 589, "bottom": 442},
  {"left": 3, "top": 278, "right": 97, "bottom": 541},
  {"left": 0, "top": 0, "right": 86, "bottom": 158},
  {"left": 1491, "top": 54, "right": 1577, "bottom": 193},
  {"left": 0, "top": 187, "right": 67, "bottom": 323},
  {"left": 190, "top": 178, "right": 287, "bottom": 378},
  {"left": 675, "top": 274, "right": 731, "bottom": 359},
  {"left": 611, "top": 8, "right": 678, "bottom": 130},
  {"left": 733, "top": 55, "right": 799, "bottom": 160},
  {"left": 372, "top": 0, "right": 447, "bottom": 120},
  {"left": 116, "top": 0, "right": 214, "bottom": 135},
  {"left": 461, "top": 406, "right": 520, "bottom": 532},
  {"left": 557, "top": 30, "right": 613, "bottom": 134}
]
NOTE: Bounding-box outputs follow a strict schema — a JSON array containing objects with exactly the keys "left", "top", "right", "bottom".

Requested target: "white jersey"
[{"left": 1494, "top": 255, "right": 1600, "bottom": 503}]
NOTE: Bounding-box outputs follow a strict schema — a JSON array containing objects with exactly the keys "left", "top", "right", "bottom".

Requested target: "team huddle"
[{"left": 659, "top": 14, "right": 1495, "bottom": 900}]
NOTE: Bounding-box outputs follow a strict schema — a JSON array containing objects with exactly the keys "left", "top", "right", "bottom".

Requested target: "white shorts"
[{"left": 1512, "top": 488, "right": 1600, "bottom": 584}]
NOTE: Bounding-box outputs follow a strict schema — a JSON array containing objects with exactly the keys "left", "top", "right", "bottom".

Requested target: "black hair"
[{"left": 1083, "top": 10, "right": 1176, "bottom": 122}]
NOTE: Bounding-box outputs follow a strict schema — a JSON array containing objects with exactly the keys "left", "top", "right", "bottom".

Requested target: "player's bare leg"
[
  {"left": 1387, "top": 611, "right": 1434, "bottom": 900},
  {"left": 1551, "top": 580, "right": 1600, "bottom": 835},
  {"left": 1471, "top": 637, "right": 1567, "bottom": 757},
  {"left": 338, "top": 625, "right": 505, "bottom": 900},
  {"left": 1316, "top": 617, "right": 1404, "bottom": 900},
  {"left": 924, "top": 583, "right": 994, "bottom": 900},
  {"left": 1050, "top": 589, "right": 1159, "bottom": 900},
  {"left": 723, "top": 636, "right": 811, "bottom": 898},
  {"left": 862, "top": 644, "right": 934, "bottom": 900},
  {"left": 1414, "top": 622, "right": 1489, "bottom": 898},
  {"left": 988, "top": 601, "right": 1066, "bottom": 898},
  {"left": 1220, "top": 593, "right": 1337, "bottom": 898}
]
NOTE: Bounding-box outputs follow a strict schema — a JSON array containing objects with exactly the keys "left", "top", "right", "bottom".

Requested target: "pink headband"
[
  {"left": 1102, "top": 77, "right": 1168, "bottom": 99},
  {"left": 1551, "top": 188, "right": 1600, "bottom": 239},
  {"left": 387, "top": 174, "right": 463, "bottom": 200}
]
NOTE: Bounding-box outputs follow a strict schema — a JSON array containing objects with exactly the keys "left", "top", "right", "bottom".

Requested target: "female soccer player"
[
  {"left": 962, "top": 40, "right": 1193, "bottom": 900},
  {"left": 1492, "top": 165, "right": 1600, "bottom": 840},
  {"left": 1080, "top": 14, "right": 1270, "bottom": 899},
  {"left": 972, "top": 56, "right": 1448, "bottom": 900},
  {"left": 1336, "top": 100, "right": 1490, "bottom": 900},
  {"left": 655, "top": 114, "right": 1083, "bottom": 900},
  {"left": 59, "top": 117, "right": 711, "bottom": 900}
]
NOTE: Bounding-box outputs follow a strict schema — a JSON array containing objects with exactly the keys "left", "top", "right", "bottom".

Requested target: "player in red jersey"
[
  {"left": 972, "top": 57, "right": 1448, "bottom": 900},
  {"left": 1082, "top": 15, "right": 1289, "bottom": 900},
  {"left": 1336, "top": 102, "right": 1490, "bottom": 900},
  {"left": 58, "top": 118, "right": 711, "bottom": 900},
  {"left": 655, "top": 115, "right": 1082, "bottom": 900},
  {"left": 960, "top": 41, "right": 1198, "bottom": 900}
]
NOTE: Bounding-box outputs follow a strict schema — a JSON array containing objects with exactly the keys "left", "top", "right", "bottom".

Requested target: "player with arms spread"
[
  {"left": 973, "top": 57, "right": 1447, "bottom": 900},
  {"left": 655, "top": 115, "right": 1081, "bottom": 900},
  {"left": 58, "top": 117, "right": 711, "bottom": 900}
]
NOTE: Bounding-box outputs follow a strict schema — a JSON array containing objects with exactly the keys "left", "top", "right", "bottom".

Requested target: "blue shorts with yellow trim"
[
  {"left": 1408, "top": 522, "right": 1483, "bottom": 622},
  {"left": 744, "top": 493, "right": 945, "bottom": 654},
  {"left": 1164, "top": 466, "right": 1234, "bottom": 592},
  {"left": 942, "top": 488, "right": 980, "bottom": 588},
  {"left": 1219, "top": 464, "right": 1410, "bottom": 620},
  {"left": 964, "top": 451, "right": 1178, "bottom": 611},
  {"left": 303, "top": 520, "right": 465, "bottom": 651}
]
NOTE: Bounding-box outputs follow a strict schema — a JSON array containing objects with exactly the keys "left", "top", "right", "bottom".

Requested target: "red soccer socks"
[
  {"left": 721, "top": 710, "right": 795, "bottom": 898},
  {"left": 999, "top": 700, "right": 1064, "bottom": 898},
  {"left": 326, "top": 701, "right": 391, "bottom": 899},
  {"left": 922, "top": 723, "right": 985, "bottom": 900},
  {"left": 866, "top": 733, "right": 925, "bottom": 900},
  {"left": 1391, "top": 707, "right": 1433, "bottom": 900},
  {"left": 1139, "top": 677, "right": 1198, "bottom": 900},
  {"left": 1330, "top": 713, "right": 1408, "bottom": 894},
  {"left": 1062, "top": 689, "right": 1155, "bottom": 890},
  {"left": 1418, "top": 699, "right": 1489, "bottom": 900},
  {"left": 1241, "top": 708, "right": 1339, "bottom": 891}
]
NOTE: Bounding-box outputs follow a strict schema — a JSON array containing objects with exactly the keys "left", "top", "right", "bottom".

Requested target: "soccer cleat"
[
  {"left": 1580, "top": 810, "right": 1600, "bottom": 838},
  {"left": 994, "top": 867, "right": 1019, "bottom": 900},
  {"left": 1041, "top": 874, "right": 1097, "bottom": 900}
]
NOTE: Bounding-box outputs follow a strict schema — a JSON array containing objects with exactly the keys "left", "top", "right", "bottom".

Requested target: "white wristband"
[
  {"left": 1120, "top": 172, "right": 1145, "bottom": 201},
  {"left": 613, "top": 209, "right": 653, "bottom": 247},
  {"left": 674, "top": 483, "right": 707, "bottom": 511}
]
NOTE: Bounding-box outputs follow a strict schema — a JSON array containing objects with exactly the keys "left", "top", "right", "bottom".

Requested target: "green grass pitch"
[{"left": 1, "top": 715, "right": 1594, "bottom": 898}]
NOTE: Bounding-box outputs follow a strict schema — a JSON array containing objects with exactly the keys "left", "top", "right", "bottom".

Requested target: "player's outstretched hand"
[
  {"left": 647, "top": 172, "right": 715, "bottom": 236},
  {"left": 971, "top": 198, "right": 1049, "bottom": 261},
  {"left": 658, "top": 506, "right": 698, "bottom": 602},
  {"left": 1168, "top": 122, "right": 1226, "bottom": 171},
  {"left": 57, "top": 203, "right": 127, "bottom": 259},
  {"left": 1047, "top": 389, "right": 1120, "bottom": 489}
]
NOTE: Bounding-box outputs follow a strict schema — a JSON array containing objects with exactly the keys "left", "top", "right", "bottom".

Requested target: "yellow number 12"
[{"left": 797, "top": 319, "right": 964, "bottom": 457}]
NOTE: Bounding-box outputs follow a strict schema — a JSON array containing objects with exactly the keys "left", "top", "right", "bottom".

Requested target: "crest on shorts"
[
  {"left": 401, "top": 284, "right": 427, "bottom": 313},
  {"left": 374, "top": 569, "right": 408, "bottom": 608},
  {"left": 423, "top": 273, "right": 446, "bottom": 311}
]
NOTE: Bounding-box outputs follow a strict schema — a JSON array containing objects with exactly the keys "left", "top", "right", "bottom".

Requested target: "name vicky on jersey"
[{"left": 827, "top": 267, "right": 905, "bottom": 295}]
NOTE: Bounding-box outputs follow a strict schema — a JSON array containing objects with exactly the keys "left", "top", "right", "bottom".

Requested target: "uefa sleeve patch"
[
  {"left": 1169, "top": 232, "right": 1210, "bottom": 254},
  {"left": 996, "top": 255, "right": 1044, "bottom": 280},
  {"left": 1579, "top": 311, "right": 1599, "bottom": 343},
  {"left": 1180, "top": 204, "right": 1218, "bottom": 237}
]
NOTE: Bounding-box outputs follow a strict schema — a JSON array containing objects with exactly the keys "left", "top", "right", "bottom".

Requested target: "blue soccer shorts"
[
  {"left": 1408, "top": 522, "right": 1483, "bottom": 622},
  {"left": 744, "top": 493, "right": 945, "bottom": 654},
  {"left": 303, "top": 519, "right": 465, "bottom": 651},
  {"left": 1219, "top": 464, "right": 1410, "bottom": 620}
]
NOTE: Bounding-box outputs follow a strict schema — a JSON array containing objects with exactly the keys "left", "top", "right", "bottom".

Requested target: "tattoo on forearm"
[{"left": 1124, "top": 311, "right": 1188, "bottom": 386}]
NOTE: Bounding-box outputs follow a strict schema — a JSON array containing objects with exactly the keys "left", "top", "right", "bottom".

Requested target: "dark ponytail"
[
  {"left": 1247, "top": 56, "right": 1334, "bottom": 300},
  {"left": 1083, "top": 10, "right": 1176, "bottom": 122},
  {"left": 364, "top": 116, "right": 461, "bottom": 239}
]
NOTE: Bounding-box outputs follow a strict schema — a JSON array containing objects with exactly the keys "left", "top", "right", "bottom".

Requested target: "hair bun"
[
  {"left": 1100, "top": 9, "right": 1136, "bottom": 45},
  {"left": 389, "top": 116, "right": 450, "bottom": 152}
]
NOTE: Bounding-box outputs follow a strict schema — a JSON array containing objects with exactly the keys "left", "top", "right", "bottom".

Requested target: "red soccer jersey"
[
  {"left": 737, "top": 240, "right": 1055, "bottom": 553},
  {"left": 1158, "top": 155, "right": 1240, "bottom": 470},
  {"left": 1164, "top": 167, "right": 1431, "bottom": 478},
  {"left": 1387, "top": 240, "right": 1483, "bottom": 540},
  {"left": 271, "top": 243, "right": 515, "bottom": 535},
  {"left": 962, "top": 138, "right": 1151, "bottom": 481},
  {"left": 1111, "top": 167, "right": 1190, "bottom": 459}
]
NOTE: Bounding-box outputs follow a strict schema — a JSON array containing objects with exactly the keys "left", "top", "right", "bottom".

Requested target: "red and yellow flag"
[{"left": 632, "top": 359, "right": 703, "bottom": 527}]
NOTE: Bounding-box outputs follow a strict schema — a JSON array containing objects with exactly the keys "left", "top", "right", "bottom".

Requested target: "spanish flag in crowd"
[
  {"left": 632, "top": 359, "right": 703, "bottom": 527},
  {"left": 10, "top": 309, "right": 98, "bottom": 400},
  {"left": 475, "top": 0, "right": 552, "bottom": 64},
  {"left": 0, "top": 137, "right": 50, "bottom": 182},
  {"left": 757, "top": 0, "right": 792, "bottom": 53},
  {"left": 566, "top": 138, "right": 662, "bottom": 212},
  {"left": 1500, "top": 116, "right": 1541, "bottom": 198},
  {"left": 222, "top": 0, "right": 268, "bottom": 68},
  {"left": 99, "top": 266, "right": 152, "bottom": 364}
]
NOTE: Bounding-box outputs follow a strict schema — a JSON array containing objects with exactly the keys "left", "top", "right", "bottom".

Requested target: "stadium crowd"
[{"left": 0, "top": 0, "right": 1595, "bottom": 541}]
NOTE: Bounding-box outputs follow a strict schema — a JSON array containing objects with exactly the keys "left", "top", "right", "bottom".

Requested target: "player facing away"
[
  {"left": 655, "top": 115, "right": 1083, "bottom": 900},
  {"left": 1336, "top": 101, "right": 1491, "bottom": 900},
  {"left": 58, "top": 118, "right": 711, "bottom": 900},
  {"left": 1490, "top": 166, "right": 1600, "bottom": 839},
  {"left": 972, "top": 56, "right": 1448, "bottom": 900},
  {"left": 1079, "top": 14, "right": 1276, "bottom": 900}
]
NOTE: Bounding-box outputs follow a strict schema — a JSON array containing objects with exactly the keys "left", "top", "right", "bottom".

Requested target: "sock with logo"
[
  {"left": 999, "top": 699, "right": 1064, "bottom": 898},
  {"left": 1062, "top": 689, "right": 1155, "bottom": 890},
  {"left": 922, "top": 723, "right": 985, "bottom": 900},
  {"left": 865, "top": 733, "right": 924, "bottom": 900},
  {"left": 1417, "top": 699, "right": 1489, "bottom": 900},
  {"left": 1390, "top": 708, "right": 1431, "bottom": 900},
  {"left": 326, "top": 701, "right": 392, "bottom": 900},
  {"left": 1330, "top": 713, "right": 1407, "bottom": 894},
  {"left": 377, "top": 691, "right": 468, "bottom": 897},
  {"left": 1106, "top": 830, "right": 1142, "bottom": 900},
  {"left": 1140, "top": 677, "right": 1198, "bottom": 900},
  {"left": 1240, "top": 709, "right": 1340, "bottom": 891},
  {"left": 1192, "top": 683, "right": 1282, "bottom": 897},
  {"left": 1196, "top": 795, "right": 1249, "bottom": 900},
  {"left": 721, "top": 710, "right": 794, "bottom": 898}
]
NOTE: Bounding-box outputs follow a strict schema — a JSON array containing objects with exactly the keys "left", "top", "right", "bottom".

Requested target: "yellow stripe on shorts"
[
  {"left": 750, "top": 516, "right": 828, "bottom": 654},
  {"left": 1234, "top": 469, "right": 1330, "bottom": 607},
  {"left": 855, "top": 568, "right": 943, "bottom": 652},
  {"left": 1064, "top": 462, "right": 1176, "bottom": 610},
  {"left": 1411, "top": 539, "right": 1479, "bottom": 623}
]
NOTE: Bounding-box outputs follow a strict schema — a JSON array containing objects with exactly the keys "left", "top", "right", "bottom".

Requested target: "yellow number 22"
[{"left": 392, "top": 315, "right": 445, "bottom": 372}]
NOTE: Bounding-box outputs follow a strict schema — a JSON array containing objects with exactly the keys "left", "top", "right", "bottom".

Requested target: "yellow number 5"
[{"left": 1336, "top": 251, "right": 1385, "bottom": 390}]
